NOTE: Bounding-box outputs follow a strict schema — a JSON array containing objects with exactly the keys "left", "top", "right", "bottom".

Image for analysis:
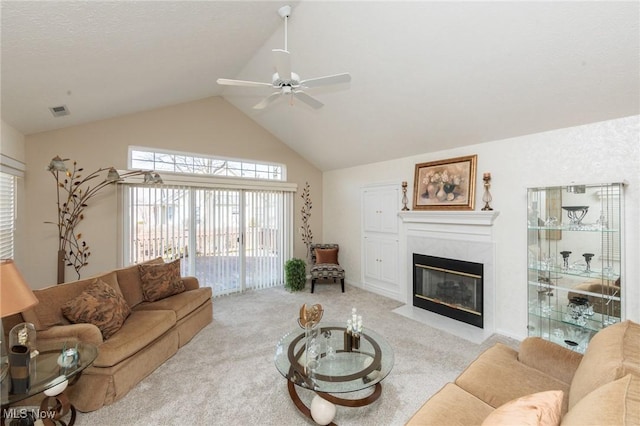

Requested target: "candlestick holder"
[
  {"left": 481, "top": 174, "right": 493, "bottom": 211},
  {"left": 401, "top": 181, "right": 410, "bottom": 211}
]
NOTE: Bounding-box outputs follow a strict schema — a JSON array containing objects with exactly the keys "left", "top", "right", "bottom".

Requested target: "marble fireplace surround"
[{"left": 393, "top": 211, "right": 500, "bottom": 343}]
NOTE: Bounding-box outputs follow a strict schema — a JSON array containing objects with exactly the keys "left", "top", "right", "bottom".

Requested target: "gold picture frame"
[{"left": 412, "top": 155, "right": 477, "bottom": 210}]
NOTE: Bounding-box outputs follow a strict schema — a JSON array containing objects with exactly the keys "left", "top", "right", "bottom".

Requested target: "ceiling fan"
[{"left": 216, "top": 5, "right": 351, "bottom": 110}]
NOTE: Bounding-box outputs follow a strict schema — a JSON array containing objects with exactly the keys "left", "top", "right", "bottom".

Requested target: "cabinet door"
[
  {"left": 363, "top": 190, "right": 382, "bottom": 232},
  {"left": 363, "top": 187, "right": 399, "bottom": 234},
  {"left": 379, "top": 239, "right": 399, "bottom": 283},
  {"left": 379, "top": 189, "right": 399, "bottom": 233},
  {"left": 363, "top": 237, "right": 381, "bottom": 280},
  {"left": 363, "top": 237, "right": 398, "bottom": 284}
]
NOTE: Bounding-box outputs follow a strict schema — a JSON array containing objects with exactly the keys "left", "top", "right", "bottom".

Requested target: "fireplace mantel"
[
  {"left": 399, "top": 210, "right": 500, "bottom": 226},
  {"left": 394, "top": 209, "right": 499, "bottom": 343}
]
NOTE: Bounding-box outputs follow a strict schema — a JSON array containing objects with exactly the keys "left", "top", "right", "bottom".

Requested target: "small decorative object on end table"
[
  {"left": 481, "top": 172, "right": 493, "bottom": 211},
  {"left": 401, "top": 181, "right": 410, "bottom": 211}
]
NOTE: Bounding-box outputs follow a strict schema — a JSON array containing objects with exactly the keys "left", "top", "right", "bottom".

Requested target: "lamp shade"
[{"left": 0, "top": 260, "right": 39, "bottom": 318}]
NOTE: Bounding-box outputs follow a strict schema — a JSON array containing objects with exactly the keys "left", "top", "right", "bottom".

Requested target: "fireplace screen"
[{"left": 413, "top": 254, "right": 483, "bottom": 328}]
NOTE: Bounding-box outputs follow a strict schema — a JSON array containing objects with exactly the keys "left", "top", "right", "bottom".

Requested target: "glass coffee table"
[
  {"left": 275, "top": 322, "right": 393, "bottom": 424},
  {"left": 1, "top": 342, "right": 98, "bottom": 425}
]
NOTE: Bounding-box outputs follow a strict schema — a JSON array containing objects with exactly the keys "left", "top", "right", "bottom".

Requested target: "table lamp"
[{"left": 1, "top": 259, "right": 39, "bottom": 382}]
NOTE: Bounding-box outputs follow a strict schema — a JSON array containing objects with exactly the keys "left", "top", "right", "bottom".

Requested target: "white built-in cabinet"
[{"left": 362, "top": 184, "right": 400, "bottom": 300}]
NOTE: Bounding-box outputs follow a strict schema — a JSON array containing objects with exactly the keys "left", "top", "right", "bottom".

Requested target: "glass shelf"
[
  {"left": 528, "top": 303, "right": 618, "bottom": 334},
  {"left": 528, "top": 264, "right": 620, "bottom": 281},
  {"left": 527, "top": 225, "right": 619, "bottom": 232},
  {"left": 527, "top": 281, "right": 622, "bottom": 302}
]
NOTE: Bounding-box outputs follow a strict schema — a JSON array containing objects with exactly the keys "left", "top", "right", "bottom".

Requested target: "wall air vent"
[{"left": 49, "top": 105, "right": 70, "bottom": 117}]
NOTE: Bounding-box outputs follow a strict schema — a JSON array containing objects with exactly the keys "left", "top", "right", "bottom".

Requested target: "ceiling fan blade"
[
  {"left": 272, "top": 49, "right": 291, "bottom": 81},
  {"left": 300, "top": 73, "right": 351, "bottom": 88},
  {"left": 293, "top": 91, "right": 324, "bottom": 109},
  {"left": 253, "top": 92, "right": 282, "bottom": 110},
  {"left": 217, "top": 78, "right": 272, "bottom": 88}
]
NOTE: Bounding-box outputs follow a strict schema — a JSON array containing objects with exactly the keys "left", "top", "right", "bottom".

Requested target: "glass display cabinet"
[{"left": 527, "top": 182, "right": 624, "bottom": 353}]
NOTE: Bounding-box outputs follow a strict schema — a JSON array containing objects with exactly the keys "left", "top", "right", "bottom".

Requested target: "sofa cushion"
[
  {"left": 406, "top": 383, "right": 494, "bottom": 425},
  {"left": 562, "top": 374, "right": 640, "bottom": 426},
  {"left": 116, "top": 257, "right": 164, "bottom": 308},
  {"left": 92, "top": 309, "right": 176, "bottom": 368},
  {"left": 133, "top": 287, "right": 212, "bottom": 321},
  {"left": 518, "top": 337, "right": 583, "bottom": 385},
  {"left": 23, "top": 271, "right": 121, "bottom": 331},
  {"left": 138, "top": 259, "right": 185, "bottom": 302},
  {"left": 569, "top": 320, "right": 640, "bottom": 409},
  {"left": 315, "top": 248, "right": 338, "bottom": 264},
  {"left": 481, "top": 390, "right": 563, "bottom": 426},
  {"left": 61, "top": 278, "right": 131, "bottom": 339},
  {"left": 455, "top": 343, "right": 572, "bottom": 414}
]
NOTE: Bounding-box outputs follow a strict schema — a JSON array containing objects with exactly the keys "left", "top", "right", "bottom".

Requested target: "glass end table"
[{"left": 1, "top": 342, "right": 98, "bottom": 425}]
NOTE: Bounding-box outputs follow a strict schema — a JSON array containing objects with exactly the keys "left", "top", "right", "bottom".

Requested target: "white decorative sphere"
[
  {"left": 44, "top": 377, "right": 68, "bottom": 396},
  {"left": 310, "top": 395, "right": 336, "bottom": 425}
]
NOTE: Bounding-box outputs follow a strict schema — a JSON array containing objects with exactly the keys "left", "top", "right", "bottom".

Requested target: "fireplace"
[{"left": 413, "top": 253, "right": 483, "bottom": 328}]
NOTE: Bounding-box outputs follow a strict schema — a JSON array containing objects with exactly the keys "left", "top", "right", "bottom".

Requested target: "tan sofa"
[
  {"left": 407, "top": 320, "right": 639, "bottom": 425},
  {"left": 19, "top": 259, "right": 212, "bottom": 412}
]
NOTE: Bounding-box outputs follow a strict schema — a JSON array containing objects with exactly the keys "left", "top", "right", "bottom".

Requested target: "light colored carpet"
[{"left": 76, "top": 284, "right": 518, "bottom": 425}]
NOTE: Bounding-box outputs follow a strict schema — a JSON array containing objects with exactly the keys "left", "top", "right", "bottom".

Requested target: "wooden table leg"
[
  {"left": 39, "top": 392, "right": 76, "bottom": 426},
  {"left": 286, "top": 380, "right": 382, "bottom": 425}
]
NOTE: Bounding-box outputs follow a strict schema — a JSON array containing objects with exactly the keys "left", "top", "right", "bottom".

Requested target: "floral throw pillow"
[
  {"left": 138, "top": 259, "right": 185, "bottom": 302},
  {"left": 61, "top": 279, "right": 131, "bottom": 340}
]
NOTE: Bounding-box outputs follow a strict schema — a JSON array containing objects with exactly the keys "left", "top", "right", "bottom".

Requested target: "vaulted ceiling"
[{"left": 2, "top": 1, "right": 638, "bottom": 171}]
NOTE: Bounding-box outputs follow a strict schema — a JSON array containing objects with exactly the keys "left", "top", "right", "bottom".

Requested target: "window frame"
[{"left": 128, "top": 146, "right": 287, "bottom": 181}]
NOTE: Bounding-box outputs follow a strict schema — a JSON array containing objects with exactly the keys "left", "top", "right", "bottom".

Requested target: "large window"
[
  {"left": 121, "top": 148, "right": 294, "bottom": 296},
  {"left": 129, "top": 146, "right": 285, "bottom": 181}
]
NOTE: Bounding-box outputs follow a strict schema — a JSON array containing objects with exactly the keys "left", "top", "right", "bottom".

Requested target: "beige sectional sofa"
[
  {"left": 407, "top": 320, "right": 639, "bottom": 425},
  {"left": 20, "top": 258, "right": 212, "bottom": 412}
]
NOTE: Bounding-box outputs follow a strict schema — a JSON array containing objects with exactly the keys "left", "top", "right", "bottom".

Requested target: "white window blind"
[
  {"left": 0, "top": 172, "right": 16, "bottom": 259},
  {"left": 122, "top": 184, "right": 292, "bottom": 296}
]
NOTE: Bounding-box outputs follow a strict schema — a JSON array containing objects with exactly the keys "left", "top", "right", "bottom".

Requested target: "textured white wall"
[{"left": 323, "top": 115, "right": 640, "bottom": 340}]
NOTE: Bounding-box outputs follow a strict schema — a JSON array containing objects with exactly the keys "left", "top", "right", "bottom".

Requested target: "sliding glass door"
[{"left": 123, "top": 185, "right": 290, "bottom": 296}]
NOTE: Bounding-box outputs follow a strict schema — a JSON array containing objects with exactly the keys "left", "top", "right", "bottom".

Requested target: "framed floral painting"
[{"left": 412, "top": 155, "right": 477, "bottom": 210}]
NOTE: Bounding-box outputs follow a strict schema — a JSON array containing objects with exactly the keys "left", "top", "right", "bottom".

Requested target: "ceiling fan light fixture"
[{"left": 216, "top": 4, "right": 350, "bottom": 110}]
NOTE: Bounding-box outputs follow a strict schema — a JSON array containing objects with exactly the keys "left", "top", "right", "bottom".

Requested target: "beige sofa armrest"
[
  {"left": 37, "top": 324, "right": 104, "bottom": 350},
  {"left": 518, "top": 337, "right": 583, "bottom": 384},
  {"left": 182, "top": 276, "right": 200, "bottom": 291}
]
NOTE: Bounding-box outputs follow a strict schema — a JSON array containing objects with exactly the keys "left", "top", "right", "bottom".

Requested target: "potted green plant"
[{"left": 285, "top": 258, "right": 307, "bottom": 292}]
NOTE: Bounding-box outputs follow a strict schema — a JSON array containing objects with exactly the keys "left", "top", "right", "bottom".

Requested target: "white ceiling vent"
[{"left": 49, "top": 105, "right": 70, "bottom": 117}]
